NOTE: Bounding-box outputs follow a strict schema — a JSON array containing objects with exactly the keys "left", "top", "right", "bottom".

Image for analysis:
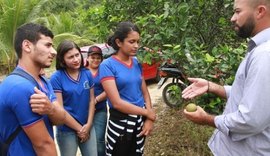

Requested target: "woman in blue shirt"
[
  {"left": 86, "top": 45, "right": 107, "bottom": 156},
  {"left": 50, "top": 40, "right": 97, "bottom": 156},
  {"left": 99, "top": 21, "right": 156, "bottom": 156}
]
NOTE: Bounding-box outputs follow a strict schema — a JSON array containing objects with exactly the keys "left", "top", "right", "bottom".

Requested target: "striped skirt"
[{"left": 106, "top": 109, "right": 145, "bottom": 156}]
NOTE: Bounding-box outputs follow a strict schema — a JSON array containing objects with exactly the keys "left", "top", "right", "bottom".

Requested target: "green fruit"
[{"left": 185, "top": 103, "right": 197, "bottom": 112}]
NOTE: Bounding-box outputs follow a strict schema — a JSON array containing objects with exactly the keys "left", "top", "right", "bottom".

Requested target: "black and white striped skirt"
[{"left": 106, "top": 109, "right": 145, "bottom": 156}]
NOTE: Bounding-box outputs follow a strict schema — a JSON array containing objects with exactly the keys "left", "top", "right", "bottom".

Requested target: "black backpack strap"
[
  {"left": 5, "top": 127, "right": 22, "bottom": 144},
  {"left": 10, "top": 68, "right": 40, "bottom": 89}
]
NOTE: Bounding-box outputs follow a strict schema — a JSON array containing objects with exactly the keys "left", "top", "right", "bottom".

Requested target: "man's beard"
[
  {"left": 38, "top": 61, "right": 52, "bottom": 69},
  {"left": 235, "top": 16, "right": 255, "bottom": 38}
]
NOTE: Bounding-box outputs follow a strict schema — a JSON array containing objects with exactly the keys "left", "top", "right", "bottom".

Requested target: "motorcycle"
[{"left": 157, "top": 62, "right": 188, "bottom": 108}]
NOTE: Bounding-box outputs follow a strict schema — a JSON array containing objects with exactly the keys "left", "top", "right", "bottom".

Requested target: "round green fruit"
[{"left": 185, "top": 103, "right": 197, "bottom": 112}]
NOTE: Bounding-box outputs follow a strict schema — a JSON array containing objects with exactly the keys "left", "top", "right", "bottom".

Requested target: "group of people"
[
  {"left": 2, "top": 0, "right": 270, "bottom": 155},
  {"left": 0, "top": 21, "right": 155, "bottom": 156}
]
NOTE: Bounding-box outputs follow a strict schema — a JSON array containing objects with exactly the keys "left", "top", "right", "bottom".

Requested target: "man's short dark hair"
[{"left": 14, "top": 23, "right": 54, "bottom": 58}]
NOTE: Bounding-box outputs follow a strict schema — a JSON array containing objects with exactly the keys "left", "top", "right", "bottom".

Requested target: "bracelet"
[{"left": 207, "top": 81, "right": 210, "bottom": 93}]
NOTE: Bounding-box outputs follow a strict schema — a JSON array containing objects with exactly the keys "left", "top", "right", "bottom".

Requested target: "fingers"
[
  {"left": 140, "top": 119, "right": 154, "bottom": 137},
  {"left": 182, "top": 78, "right": 206, "bottom": 99},
  {"left": 182, "top": 85, "right": 197, "bottom": 99},
  {"left": 182, "top": 78, "right": 197, "bottom": 94},
  {"left": 30, "top": 102, "right": 53, "bottom": 115},
  {"left": 79, "top": 134, "right": 89, "bottom": 143},
  {"left": 182, "top": 89, "right": 196, "bottom": 99},
  {"left": 187, "top": 77, "right": 198, "bottom": 83},
  {"left": 77, "top": 131, "right": 90, "bottom": 143},
  {"left": 79, "top": 125, "right": 88, "bottom": 133},
  {"left": 34, "top": 87, "right": 43, "bottom": 94},
  {"left": 139, "top": 130, "right": 148, "bottom": 137},
  {"left": 147, "top": 109, "right": 156, "bottom": 121},
  {"left": 31, "top": 105, "right": 44, "bottom": 115},
  {"left": 182, "top": 85, "right": 193, "bottom": 94},
  {"left": 139, "top": 128, "right": 152, "bottom": 137},
  {"left": 31, "top": 88, "right": 46, "bottom": 100}
]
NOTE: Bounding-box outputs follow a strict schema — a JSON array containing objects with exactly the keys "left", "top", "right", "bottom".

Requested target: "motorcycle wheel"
[{"left": 162, "top": 82, "right": 185, "bottom": 108}]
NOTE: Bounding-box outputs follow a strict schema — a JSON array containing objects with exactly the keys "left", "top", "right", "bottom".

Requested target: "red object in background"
[
  {"left": 80, "top": 44, "right": 160, "bottom": 82},
  {"left": 142, "top": 62, "right": 160, "bottom": 81}
]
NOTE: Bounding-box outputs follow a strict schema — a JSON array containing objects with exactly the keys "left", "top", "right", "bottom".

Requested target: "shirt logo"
[{"left": 84, "top": 81, "right": 90, "bottom": 89}]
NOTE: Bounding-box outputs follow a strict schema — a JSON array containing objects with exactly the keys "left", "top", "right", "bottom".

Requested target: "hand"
[
  {"left": 182, "top": 78, "right": 208, "bottom": 99},
  {"left": 77, "top": 132, "right": 89, "bottom": 143},
  {"left": 139, "top": 119, "right": 154, "bottom": 137},
  {"left": 77, "top": 124, "right": 91, "bottom": 143},
  {"left": 29, "top": 87, "right": 55, "bottom": 115},
  {"left": 183, "top": 106, "right": 208, "bottom": 125},
  {"left": 146, "top": 109, "right": 156, "bottom": 121}
]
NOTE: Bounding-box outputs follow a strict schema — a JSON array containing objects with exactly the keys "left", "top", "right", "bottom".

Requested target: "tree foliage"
[
  {"left": 0, "top": 0, "right": 49, "bottom": 72},
  {"left": 0, "top": 0, "right": 248, "bottom": 114},
  {"left": 100, "top": 0, "right": 246, "bottom": 113}
]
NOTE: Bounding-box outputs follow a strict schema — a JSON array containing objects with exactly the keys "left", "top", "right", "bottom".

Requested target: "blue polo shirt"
[
  {"left": 92, "top": 71, "right": 107, "bottom": 111},
  {"left": 99, "top": 56, "right": 145, "bottom": 108},
  {"left": 0, "top": 68, "right": 56, "bottom": 156},
  {"left": 50, "top": 68, "right": 94, "bottom": 132}
]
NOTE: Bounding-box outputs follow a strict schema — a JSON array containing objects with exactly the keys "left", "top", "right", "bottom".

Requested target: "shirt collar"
[{"left": 251, "top": 27, "right": 270, "bottom": 46}]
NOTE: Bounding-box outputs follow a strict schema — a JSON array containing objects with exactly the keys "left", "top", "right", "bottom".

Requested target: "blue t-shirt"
[
  {"left": 92, "top": 71, "right": 107, "bottom": 111},
  {"left": 99, "top": 56, "right": 145, "bottom": 108},
  {"left": 0, "top": 68, "right": 56, "bottom": 156},
  {"left": 50, "top": 68, "right": 94, "bottom": 132}
]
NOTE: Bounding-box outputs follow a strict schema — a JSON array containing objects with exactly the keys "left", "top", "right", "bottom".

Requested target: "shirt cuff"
[
  {"left": 224, "top": 85, "right": 231, "bottom": 98},
  {"left": 214, "top": 115, "right": 230, "bottom": 136}
]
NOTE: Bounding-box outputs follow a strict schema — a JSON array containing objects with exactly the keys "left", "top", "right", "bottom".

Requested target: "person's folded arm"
[{"left": 101, "top": 79, "right": 156, "bottom": 121}]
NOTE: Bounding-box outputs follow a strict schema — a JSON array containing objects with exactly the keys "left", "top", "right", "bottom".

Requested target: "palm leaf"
[
  {"left": 0, "top": 0, "right": 49, "bottom": 65},
  {"left": 53, "top": 33, "right": 94, "bottom": 47}
]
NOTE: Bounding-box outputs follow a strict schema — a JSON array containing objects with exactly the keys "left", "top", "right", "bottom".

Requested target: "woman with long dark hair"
[{"left": 99, "top": 21, "right": 156, "bottom": 156}]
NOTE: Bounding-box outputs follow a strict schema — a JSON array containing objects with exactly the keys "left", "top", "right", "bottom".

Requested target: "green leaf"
[{"left": 205, "top": 53, "right": 215, "bottom": 63}]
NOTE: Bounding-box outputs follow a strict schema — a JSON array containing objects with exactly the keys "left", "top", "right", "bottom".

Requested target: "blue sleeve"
[
  {"left": 50, "top": 71, "right": 62, "bottom": 92},
  {"left": 8, "top": 79, "right": 42, "bottom": 127},
  {"left": 99, "top": 59, "right": 115, "bottom": 80}
]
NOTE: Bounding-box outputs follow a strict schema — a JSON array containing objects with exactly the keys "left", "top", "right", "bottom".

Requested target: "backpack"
[
  {"left": 0, "top": 68, "right": 40, "bottom": 156},
  {"left": 0, "top": 127, "right": 21, "bottom": 156}
]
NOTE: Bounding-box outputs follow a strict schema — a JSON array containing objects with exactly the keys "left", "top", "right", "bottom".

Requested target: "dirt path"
[{"left": 147, "top": 80, "right": 163, "bottom": 105}]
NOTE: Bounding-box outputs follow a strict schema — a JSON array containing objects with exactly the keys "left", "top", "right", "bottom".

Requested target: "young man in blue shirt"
[{"left": 0, "top": 23, "right": 86, "bottom": 156}]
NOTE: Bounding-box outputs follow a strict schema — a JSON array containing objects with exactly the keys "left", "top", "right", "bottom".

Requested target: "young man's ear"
[{"left": 22, "top": 40, "right": 32, "bottom": 53}]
